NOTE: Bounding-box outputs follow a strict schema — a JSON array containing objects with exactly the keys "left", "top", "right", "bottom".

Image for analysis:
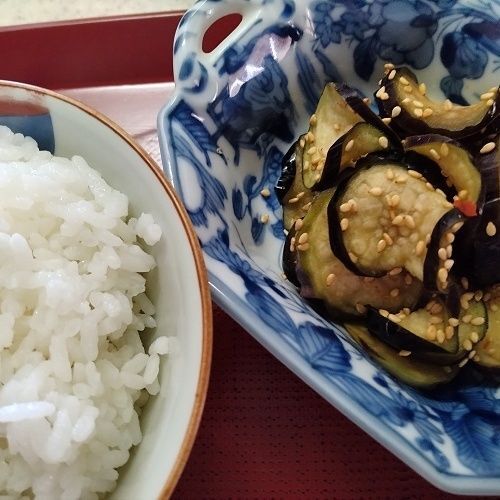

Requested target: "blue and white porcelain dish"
[{"left": 158, "top": 0, "right": 500, "bottom": 494}]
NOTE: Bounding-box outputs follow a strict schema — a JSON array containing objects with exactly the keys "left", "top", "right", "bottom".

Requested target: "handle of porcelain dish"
[{"left": 173, "top": 0, "right": 283, "bottom": 94}]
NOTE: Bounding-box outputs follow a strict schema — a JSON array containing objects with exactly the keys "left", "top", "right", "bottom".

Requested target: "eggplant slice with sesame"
[
  {"left": 291, "top": 189, "right": 422, "bottom": 317},
  {"left": 279, "top": 135, "right": 316, "bottom": 230},
  {"left": 375, "top": 67, "right": 499, "bottom": 141},
  {"left": 277, "top": 68, "right": 500, "bottom": 388},
  {"left": 344, "top": 322, "right": 459, "bottom": 388},
  {"left": 300, "top": 83, "right": 363, "bottom": 190},
  {"left": 404, "top": 135, "right": 483, "bottom": 209},
  {"left": 474, "top": 286, "right": 500, "bottom": 369},
  {"left": 328, "top": 154, "right": 462, "bottom": 289}
]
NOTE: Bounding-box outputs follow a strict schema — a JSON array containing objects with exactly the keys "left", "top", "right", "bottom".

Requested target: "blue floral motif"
[
  {"left": 160, "top": 0, "right": 500, "bottom": 492},
  {"left": 310, "top": 0, "right": 499, "bottom": 102}
]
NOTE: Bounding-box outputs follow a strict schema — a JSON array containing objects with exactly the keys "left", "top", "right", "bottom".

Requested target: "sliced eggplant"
[
  {"left": 344, "top": 321, "right": 459, "bottom": 388},
  {"left": 365, "top": 300, "right": 458, "bottom": 359},
  {"left": 301, "top": 83, "right": 362, "bottom": 190},
  {"left": 294, "top": 189, "right": 422, "bottom": 316},
  {"left": 376, "top": 67, "right": 499, "bottom": 140},
  {"left": 317, "top": 123, "right": 399, "bottom": 190},
  {"left": 275, "top": 139, "right": 298, "bottom": 204},
  {"left": 422, "top": 209, "right": 465, "bottom": 292},
  {"left": 328, "top": 155, "right": 456, "bottom": 283},
  {"left": 453, "top": 136, "right": 499, "bottom": 287},
  {"left": 280, "top": 136, "right": 316, "bottom": 230},
  {"left": 474, "top": 286, "right": 500, "bottom": 368},
  {"left": 404, "top": 134, "right": 483, "bottom": 207}
]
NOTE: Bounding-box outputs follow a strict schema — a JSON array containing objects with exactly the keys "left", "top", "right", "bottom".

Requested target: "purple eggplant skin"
[
  {"left": 376, "top": 67, "right": 500, "bottom": 141},
  {"left": 275, "top": 140, "right": 297, "bottom": 204},
  {"left": 402, "top": 150, "right": 456, "bottom": 200},
  {"left": 336, "top": 83, "right": 402, "bottom": 146},
  {"left": 403, "top": 133, "right": 485, "bottom": 207},
  {"left": 453, "top": 135, "right": 499, "bottom": 287},
  {"left": 282, "top": 225, "right": 300, "bottom": 288},
  {"left": 317, "top": 122, "right": 403, "bottom": 192},
  {"left": 365, "top": 306, "right": 457, "bottom": 356},
  {"left": 423, "top": 208, "right": 465, "bottom": 291}
]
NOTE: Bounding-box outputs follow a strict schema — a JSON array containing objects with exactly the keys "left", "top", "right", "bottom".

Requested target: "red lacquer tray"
[{"left": 0, "top": 14, "right": 477, "bottom": 499}]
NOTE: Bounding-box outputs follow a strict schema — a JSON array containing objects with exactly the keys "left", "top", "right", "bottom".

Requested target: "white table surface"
[{"left": 0, "top": 0, "right": 192, "bottom": 27}]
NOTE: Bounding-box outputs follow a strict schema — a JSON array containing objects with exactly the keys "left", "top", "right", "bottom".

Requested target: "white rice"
[{"left": 0, "top": 126, "right": 166, "bottom": 499}]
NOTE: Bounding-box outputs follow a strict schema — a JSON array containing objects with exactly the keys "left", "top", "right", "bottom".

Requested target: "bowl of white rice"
[{"left": 0, "top": 80, "right": 212, "bottom": 499}]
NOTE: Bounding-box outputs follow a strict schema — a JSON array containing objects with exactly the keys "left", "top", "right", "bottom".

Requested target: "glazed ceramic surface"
[
  {"left": 158, "top": 0, "right": 500, "bottom": 494},
  {"left": 0, "top": 81, "right": 212, "bottom": 499}
]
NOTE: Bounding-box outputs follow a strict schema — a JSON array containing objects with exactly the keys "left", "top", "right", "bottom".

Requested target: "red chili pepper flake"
[{"left": 454, "top": 199, "right": 477, "bottom": 217}]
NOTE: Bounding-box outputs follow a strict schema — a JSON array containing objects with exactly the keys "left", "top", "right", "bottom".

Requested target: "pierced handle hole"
[{"left": 202, "top": 13, "right": 243, "bottom": 53}]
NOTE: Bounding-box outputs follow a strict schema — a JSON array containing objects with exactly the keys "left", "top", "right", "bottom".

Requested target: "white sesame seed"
[
  {"left": 463, "top": 339, "right": 473, "bottom": 351},
  {"left": 401, "top": 97, "right": 411, "bottom": 104},
  {"left": 388, "top": 313, "right": 401, "bottom": 323},
  {"left": 388, "top": 69, "right": 396, "bottom": 80},
  {"left": 340, "top": 202, "right": 352, "bottom": 213},
  {"left": 444, "top": 99, "right": 453, "bottom": 110},
  {"left": 429, "top": 148, "right": 440, "bottom": 161},
  {"left": 427, "top": 325, "right": 437, "bottom": 340},
  {"left": 377, "top": 239, "right": 387, "bottom": 252},
  {"left": 383, "top": 233, "right": 394, "bottom": 246},
  {"left": 294, "top": 219, "right": 303, "bottom": 231},
  {"left": 471, "top": 317, "right": 485, "bottom": 326},
  {"left": 340, "top": 218, "right": 349, "bottom": 231},
  {"left": 390, "top": 288, "right": 400, "bottom": 297},
  {"left": 444, "top": 259, "right": 454, "bottom": 270},
  {"left": 458, "top": 358, "right": 469, "bottom": 368},
  {"left": 486, "top": 221, "right": 497, "bottom": 236},
  {"left": 448, "top": 317, "right": 459, "bottom": 327},
  {"left": 413, "top": 108, "right": 423, "bottom": 117},
  {"left": 260, "top": 187, "right": 271, "bottom": 198},
  {"left": 391, "top": 106, "right": 402, "bottom": 118},
  {"left": 380, "top": 92, "right": 390, "bottom": 101},
  {"left": 437, "top": 329, "right": 445, "bottom": 344},
  {"left": 297, "top": 242, "right": 310, "bottom": 251},
  {"left": 480, "top": 142, "right": 496, "bottom": 154},
  {"left": 470, "top": 331, "right": 480, "bottom": 343},
  {"left": 392, "top": 215, "right": 404, "bottom": 226},
  {"left": 398, "top": 350, "right": 411, "bottom": 357},
  {"left": 382, "top": 117, "right": 392, "bottom": 125},
  {"left": 404, "top": 215, "right": 416, "bottom": 229},
  {"left": 395, "top": 174, "right": 407, "bottom": 183},
  {"left": 462, "top": 314, "right": 472, "bottom": 324},
  {"left": 326, "top": 273, "right": 336, "bottom": 286},
  {"left": 422, "top": 108, "right": 433, "bottom": 118},
  {"left": 430, "top": 315, "right": 443, "bottom": 325},
  {"left": 378, "top": 136, "right": 389, "bottom": 149},
  {"left": 413, "top": 100, "right": 424, "bottom": 108},
  {"left": 298, "top": 232, "right": 309, "bottom": 244},
  {"left": 369, "top": 186, "right": 383, "bottom": 196},
  {"left": 399, "top": 76, "right": 410, "bottom": 85},
  {"left": 440, "top": 143, "right": 449, "bottom": 157},
  {"left": 348, "top": 252, "right": 358, "bottom": 263},
  {"left": 412, "top": 240, "right": 425, "bottom": 257},
  {"left": 438, "top": 267, "right": 448, "bottom": 283},
  {"left": 345, "top": 139, "right": 354, "bottom": 152},
  {"left": 389, "top": 267, "right": 402, "bottom": 275},
  {"left": 404, "top": 85, "right": 413, "bottom": 93},
  {"left": 386, "top": 169, "right": 395, "bottom": 180},
  {"left": 309, "top": 113, "right": 317, "bottom": 125},
  {"left": 260, "top": 214, "right": 270, "bottom": 224},
  {"left": 407, "top": 170, "right": 422, "bottom": 179},
  {"left": 404, "top": 274, "right": 413, "bottom": 285},
  {"left": 481, "top": 91, "right": 495, "bottom": 100}
]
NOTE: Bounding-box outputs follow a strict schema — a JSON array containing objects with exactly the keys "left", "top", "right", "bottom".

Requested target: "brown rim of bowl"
[{"left": 0, "top": 79, "right": 213, "bottom": 499}]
